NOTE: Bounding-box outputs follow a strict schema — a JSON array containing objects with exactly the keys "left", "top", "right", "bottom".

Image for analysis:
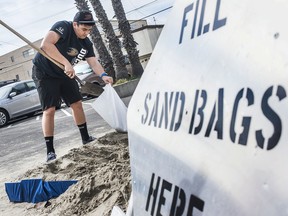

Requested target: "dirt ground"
[{"left": 0, "top": 132, "right": 131, "bottom": 216}]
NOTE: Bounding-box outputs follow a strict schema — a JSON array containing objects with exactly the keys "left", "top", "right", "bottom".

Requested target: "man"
[{"left": 32, "top": 11, "right": 113, "bottom": 162}]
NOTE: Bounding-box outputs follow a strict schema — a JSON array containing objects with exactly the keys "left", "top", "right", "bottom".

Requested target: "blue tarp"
[{"left": 5, "top": 179, "right": 77, "bottom": 203}]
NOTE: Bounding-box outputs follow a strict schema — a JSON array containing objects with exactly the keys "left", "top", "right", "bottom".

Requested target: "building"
[
  {"left": 0, "top": 22, "right": 163, "bottom": 81},
  {"left": 0, "top": 39, "right": 41, "bottom": 80},
  {"left": 130, "top": 25, "right": 163, "bottom": 69}
]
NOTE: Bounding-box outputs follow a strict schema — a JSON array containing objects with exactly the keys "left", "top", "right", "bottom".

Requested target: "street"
[
  {"left": 0, "top": 96, "right": 131, "bottom": 187},
  {"left": 0, "top": 96, "right": 131, "bottom": 214}
]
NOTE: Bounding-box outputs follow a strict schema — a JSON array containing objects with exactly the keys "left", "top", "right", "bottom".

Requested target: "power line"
[
  {"left": 111, "top": 5, "right": 173, "bottom": 32},
  {"left": 129, "top": 6, "right": 173, "bottom": 25},
  {"left": 112, "top": 0, "right": 158, "bottom": 19},
  {"left": 17, "top": 7, "right": 76, "bottom": 29},
  {"left": 0, "top": 2, "right": 173, "bottom": 55},
  {"left": 126, "top": 0, "right": 158, "bottom": 15},
  {"left": 0, "top": 2, "right": 39, "bottom": 17},
  {"left": 0, "top": 7, "right": 76, "bottom": 51}
]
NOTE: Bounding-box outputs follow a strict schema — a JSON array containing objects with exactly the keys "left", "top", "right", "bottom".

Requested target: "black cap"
[{"left": 73, "top": 11, "right": 96, "bottom": 25}]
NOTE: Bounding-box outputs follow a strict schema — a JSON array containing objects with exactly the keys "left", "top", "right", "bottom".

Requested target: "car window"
[
  {"left": 26, "top": 81, "right": 37, "bottom": 91},
  {"left": 11, "top": 83, "right": 27, "bottom": 95},
  {"left": 0, "top": 86, "right": 10, "bottom": 99}
]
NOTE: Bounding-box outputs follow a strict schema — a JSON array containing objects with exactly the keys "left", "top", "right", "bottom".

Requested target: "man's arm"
[
  {"left": 40, "top": 31, "right": 75, "bottom": 78},
  {"left": 86, "top": 57, "right": 113, "bottom": 84}
]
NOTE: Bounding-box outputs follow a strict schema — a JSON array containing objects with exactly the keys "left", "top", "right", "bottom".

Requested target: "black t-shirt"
[{"left": 33, "top": 21, "right": 95, "bottom": 79}]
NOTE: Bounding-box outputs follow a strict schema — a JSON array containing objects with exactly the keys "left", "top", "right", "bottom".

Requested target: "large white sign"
[{"left": 127, "top": 0, "right": 288, "bottom": 215}]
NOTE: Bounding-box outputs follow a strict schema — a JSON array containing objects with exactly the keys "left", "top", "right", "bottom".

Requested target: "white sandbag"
[
  {"left": 110, "top": 206, "right": 126, "bottom": 216},
  {"left": 91, "top": 84, "right": 127, "bottom": 132}
]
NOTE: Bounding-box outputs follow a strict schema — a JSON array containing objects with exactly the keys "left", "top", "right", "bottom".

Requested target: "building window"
[
  {"left": 11, "top": 56, "right": 14, "bottom": 62},
  {"left": 22, "top": 49, "right": 35, "bottom": 58},
  {"left": 27, "top": 69, "right": 32, "bottom": 77}
]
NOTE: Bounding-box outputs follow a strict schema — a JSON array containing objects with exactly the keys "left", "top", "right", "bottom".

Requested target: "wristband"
[{"left": 100, "top": 72, "right": 108, "bottom": 78}]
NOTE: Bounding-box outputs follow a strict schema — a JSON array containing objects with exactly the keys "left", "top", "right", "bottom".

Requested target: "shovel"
[{"left": 0, "top": 20, "right": 104, "bottom": 96}]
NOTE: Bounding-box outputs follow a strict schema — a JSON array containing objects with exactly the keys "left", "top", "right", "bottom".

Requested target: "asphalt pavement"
[{"left": 0, "top": 96, "right": 131, "bottom": 192}]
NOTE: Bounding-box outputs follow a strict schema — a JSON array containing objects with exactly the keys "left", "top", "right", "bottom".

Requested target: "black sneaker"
[
  {"left": 47, "top": 152, "right": 56, "bottom": 162},
  {"left": 82, "top": 136, "right": 96, "bottom": 145}
]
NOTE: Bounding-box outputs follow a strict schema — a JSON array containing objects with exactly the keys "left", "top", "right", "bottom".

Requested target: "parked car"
[
  {"left": 0, "top": 80, "right": 42, "bottom": 127},
  {"left": 0, "top": 79, "right": 19, "bottom": 88},
  {"left": 74, "top": 62, "right": 105, "bottom": 98}
]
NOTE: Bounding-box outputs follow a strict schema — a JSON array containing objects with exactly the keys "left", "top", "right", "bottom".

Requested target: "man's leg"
[
  {"left": 70, "top": 100, "right": 86, "bottom": 125},
  {"left": 42, "top": 107, "right": 57, "bottom": 161},
  {"left": 70, "top": 100, "right": 95, "bottom": 144},
  {"left": 32, "top": 66, "right": 60, "bottom": 162},
  {"left": 42, "top": 107, "right": 55, "bottom": 137}
]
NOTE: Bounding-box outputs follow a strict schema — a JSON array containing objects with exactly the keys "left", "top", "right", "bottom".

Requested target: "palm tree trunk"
[
  {"left": 111, "top": 0, "right": 144, "bottom": 78},
  {"left": 74, "top": 0, "right": 115, "bottom": 79},
  {"left": 89, "top": 0, "right": 129, "bottom": 80}
]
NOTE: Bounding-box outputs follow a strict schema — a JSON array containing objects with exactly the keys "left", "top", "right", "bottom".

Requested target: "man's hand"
[
  {"left": 86, "top": 57, "right": 113, "bottom": 84},
  {"left": 64, "top": 64, "right": 75, "bottom": 79},
  {"left": 102, "top": 76, "right": 113, "bottom": 84}
]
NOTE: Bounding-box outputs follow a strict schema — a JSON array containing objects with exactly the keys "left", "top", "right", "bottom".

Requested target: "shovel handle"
[
  {"left": 0, "top": 20, "right": 63, "bottom": 68},
  {"left": 0, "top": 19, "right": 84, "bottom": 85},
  {"left": 74, "top": 75, "right": 85, "bottom": 86}
]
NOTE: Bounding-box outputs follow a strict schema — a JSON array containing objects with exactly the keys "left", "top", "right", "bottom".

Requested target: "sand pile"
[{"left": 14, "top": 132, "right": 131, "bottom": 216}]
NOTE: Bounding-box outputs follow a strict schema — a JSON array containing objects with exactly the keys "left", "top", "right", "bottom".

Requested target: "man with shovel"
[{"left": 32, "top": 11, "right": 113, "bottom": 162}]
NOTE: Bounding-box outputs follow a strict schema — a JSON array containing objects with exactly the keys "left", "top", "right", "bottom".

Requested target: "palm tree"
[
  {"left": 74, "top": 0, "right": 115, "bottom": 79},
  {"left": 111, "top": 0, "right": 143, "bottom": 78},
  {"left": 89, "top": 0, "right": 129, "bottom": 80}
]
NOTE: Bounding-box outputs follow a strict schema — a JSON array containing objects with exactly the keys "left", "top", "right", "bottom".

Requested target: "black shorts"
[{"left": 32, "top": 65, "right": 82, "bottom": 110}]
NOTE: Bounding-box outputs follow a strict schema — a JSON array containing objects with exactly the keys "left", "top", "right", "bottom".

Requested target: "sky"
[{"left": 0, "top": 0, "right": 175, "bottom": 56}]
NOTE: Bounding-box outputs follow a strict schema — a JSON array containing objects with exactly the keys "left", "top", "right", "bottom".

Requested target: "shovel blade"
[{"left": 80, "top": 82, "right": 104, "bottom": 97}]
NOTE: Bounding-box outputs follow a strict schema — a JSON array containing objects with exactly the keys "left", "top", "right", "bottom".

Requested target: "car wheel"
[
  {"left": 55, "top": 99, "right": 63, "bottom": 110},
  {"left": 0, "top": 109, "right": 9, "bottom": 127}
]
